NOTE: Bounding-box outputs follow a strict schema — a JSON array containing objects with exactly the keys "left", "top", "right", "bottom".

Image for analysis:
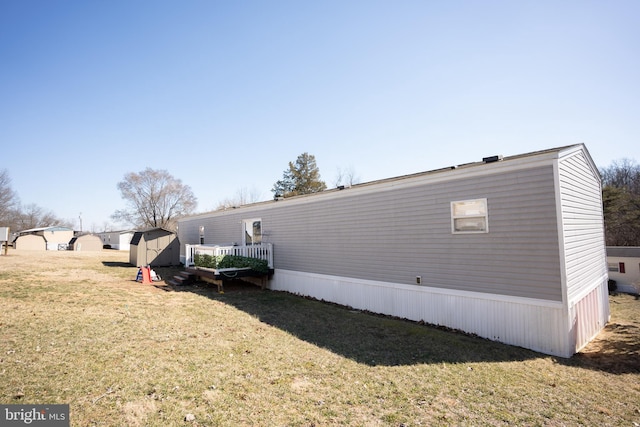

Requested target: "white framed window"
[
  {"left": 242, "top": 218, "right": 262, "bottom": 245},
  {"left": 451, "top": 199, "right": 488, "bottom": 234}
]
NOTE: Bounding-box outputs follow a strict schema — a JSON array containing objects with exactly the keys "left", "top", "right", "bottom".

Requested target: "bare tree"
[
  {"left": 112, "top": 168, "right": 197, "bottom": 231},
  {"left": 216, "top": 187, "right": 262, "bottom": 210},
  {"left": 601, "top": 158, "right": 640, "bottom": 193},
  {"left": 600, "top": 158, "right": 640, "bottom": 246},
  {"left": 13, "top": 203, "right": 72, "bottom": 230},
  {"left": 333, "top": 165, "right": 360, "bottom": 188},
  {"left": 100, "top": 221, "right": 115, "bottom": 233},
  {"left": 0, "top": 170, "right": 74, "bottom": 231},
  {"left": 0, "top": 169, "right": 19, "bottom": 224}
]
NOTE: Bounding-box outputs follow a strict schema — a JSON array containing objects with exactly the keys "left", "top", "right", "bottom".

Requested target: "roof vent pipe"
[{"left": 482, "top": 155, "right": 503, "bottom": 163}]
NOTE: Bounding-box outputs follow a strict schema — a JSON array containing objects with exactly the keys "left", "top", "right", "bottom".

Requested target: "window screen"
[{"left": 451, "top": 199, "right": 488, "bottom": 234}]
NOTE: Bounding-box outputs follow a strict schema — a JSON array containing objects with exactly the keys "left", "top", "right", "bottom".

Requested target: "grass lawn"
[{"left": 1, "top": 249, "right": 639, "bottom": 426}]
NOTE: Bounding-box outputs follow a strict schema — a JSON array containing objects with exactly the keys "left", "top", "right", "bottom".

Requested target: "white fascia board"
[
  {"left": 557, "top": 144, "right": 601, "bottom": 184},
  {"left": 552, "top": 160, "right": 569, "bottom": 310}
]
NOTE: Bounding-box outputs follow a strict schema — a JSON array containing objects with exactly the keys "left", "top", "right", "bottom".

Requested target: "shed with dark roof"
[{"left": 129, "top": 228, "right": 179, "bottom": 267}]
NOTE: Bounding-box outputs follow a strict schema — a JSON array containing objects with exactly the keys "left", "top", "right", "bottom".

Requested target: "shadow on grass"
[
  {"left": 101, "top": 263, "right": 181, "bottom": 279},
  {"left": 570, "top": 322, "right": 640, "bottom": 374},
  {"left": 160, "top": 281, "right": 640, "bottom": 372},
  {"left": 160, "top": 279, "right": 542, "bottom": 367},
  {"left": 102, "top": 261, "right": 134, "bottom": 268}
]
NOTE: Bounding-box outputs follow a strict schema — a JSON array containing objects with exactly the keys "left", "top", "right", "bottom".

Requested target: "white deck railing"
[{"left": 184, "top": 243, "right": 273, "bottom": 268}]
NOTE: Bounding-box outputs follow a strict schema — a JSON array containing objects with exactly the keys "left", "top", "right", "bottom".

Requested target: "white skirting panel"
[
  {"left": 269, "top": 269, "right": 577, "bottom": 357},
  {"left": 570, "top": 279, "right": 610, "bottom": 354}
]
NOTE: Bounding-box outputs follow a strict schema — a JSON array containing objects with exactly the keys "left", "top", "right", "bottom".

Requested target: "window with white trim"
[{"left": 451, "top": 199, "right": 488, "bottom": 234}]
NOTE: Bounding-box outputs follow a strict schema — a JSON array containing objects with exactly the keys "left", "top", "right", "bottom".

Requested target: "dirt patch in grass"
[
  {"left": 1, "top": 249, "right": 640, "bottom": 426},
  {"left": 573, "top": 293, "right": 640, "bottom": 374}
]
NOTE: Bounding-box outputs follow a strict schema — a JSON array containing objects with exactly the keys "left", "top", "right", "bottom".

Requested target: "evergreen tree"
[{"left": 272, "top": 153, "right": 327, "bottom": 198}]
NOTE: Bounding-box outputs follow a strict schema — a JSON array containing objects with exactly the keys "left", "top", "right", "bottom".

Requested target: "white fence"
[{"left": 184, "top": 243, "right": 273, "bottom": 268}]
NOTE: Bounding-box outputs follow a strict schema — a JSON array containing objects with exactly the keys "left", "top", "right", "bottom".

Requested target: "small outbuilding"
[
  {"left": 13, "top": 226, "right": 74, "bottom": 250},
  {"left": 129, "top": 228, "right": 180, "bottom": 267},
  {"left": 69, "top": 234, "right": 103, "bottom": 251},
  {"left": 14, "top": 234, "right": 47, "bottom": 250}
]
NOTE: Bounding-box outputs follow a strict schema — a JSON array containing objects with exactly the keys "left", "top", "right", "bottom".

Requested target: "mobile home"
[
  {"left": 97, "top": 230, "right": 135, "bottom": 250},
  {"left": 178, "top": 144, "right": 609, "bottom": 357},
  {"left": 607, "top": 246, "right": 640, "bottom": 294}
]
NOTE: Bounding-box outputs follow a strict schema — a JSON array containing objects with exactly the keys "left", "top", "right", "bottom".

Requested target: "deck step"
[{"left": 167, "top": 271, "right": 196, "bottom": 286}]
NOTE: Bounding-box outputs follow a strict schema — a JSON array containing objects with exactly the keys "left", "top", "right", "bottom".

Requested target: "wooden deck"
[{"left": 185, "top": 266, "right": 274, "bottom": 293}]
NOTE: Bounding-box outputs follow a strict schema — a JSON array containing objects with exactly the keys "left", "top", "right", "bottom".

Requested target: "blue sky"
[{"left": 1, "top": 0, "right": 638, "bottom": 231}]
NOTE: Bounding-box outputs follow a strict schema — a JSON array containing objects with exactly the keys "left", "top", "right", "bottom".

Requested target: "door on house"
[{"left": 242, "top": 219, "right": 262, "bottom": 245}]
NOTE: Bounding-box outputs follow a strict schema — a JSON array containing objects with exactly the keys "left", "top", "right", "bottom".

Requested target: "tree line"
[
  {"left": 0, "top": 169, "right": 74, "bottom": 233},
  {"left": 600, "top": 159, "right": 640, "bottom": 246},
  {"left": 2, "top": 154, "right": 639, "bottom": 246}
]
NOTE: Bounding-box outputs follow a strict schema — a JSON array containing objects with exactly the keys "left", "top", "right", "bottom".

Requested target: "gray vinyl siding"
[
  {"left": 179, "top": 213, "right": 240, "bottom": 246},
  {"left": 558, "top": 151, "right": 607, "bottom": 303},
  {"left": 182, "top": 164, "right": 562, "bottom": 301}
]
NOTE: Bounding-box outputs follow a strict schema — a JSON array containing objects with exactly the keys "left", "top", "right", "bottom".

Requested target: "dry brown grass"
[{"left": 1, "top": 249, "right": 639, "bottom": 426}]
